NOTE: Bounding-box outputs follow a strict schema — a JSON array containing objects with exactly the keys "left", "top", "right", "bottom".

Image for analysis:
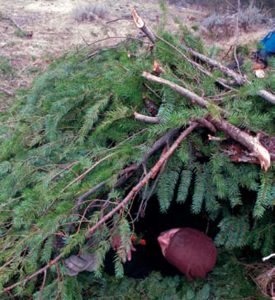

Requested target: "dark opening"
[{"left": 104, "top": 195, "right": 218, "bottom": 278}]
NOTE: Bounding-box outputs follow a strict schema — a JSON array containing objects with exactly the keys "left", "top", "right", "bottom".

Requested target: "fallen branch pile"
[{"left": 1, "top": 8, "right": 274, "bottom": 299}]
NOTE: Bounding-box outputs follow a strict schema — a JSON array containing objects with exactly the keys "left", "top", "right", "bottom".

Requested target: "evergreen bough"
[{"left": 0, "top": 23, "right": 274, "bottom": 298}]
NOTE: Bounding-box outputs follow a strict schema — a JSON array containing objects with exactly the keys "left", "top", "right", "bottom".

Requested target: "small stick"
[
  {"left": 61, "top": 153, "right": 114, "bottom": 192},
  {"left": 134, "top": 112, "right": 160, "bottom": 124},
  {"left": 0, "top": 86, "right": 15, "bottom": 96},
  {"left": 262, "top": 253, "right": 275, "bottom": 261},
  {"left": 39, "top": 270, "right": 47, "bottom": 300}
]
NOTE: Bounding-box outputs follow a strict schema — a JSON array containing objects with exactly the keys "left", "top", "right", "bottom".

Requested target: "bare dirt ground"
[
  {"left": 0, "top": 0, "right": 271, "bottom": 111},
  {"left": 0, "top": 0, "right": 206, "bottom": 110}
]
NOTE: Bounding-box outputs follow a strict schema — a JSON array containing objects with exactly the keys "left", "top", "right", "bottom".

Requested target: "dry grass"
[
  {"left": 72, "top": 2, "right": 108, "bottom": 22},
  {"left": 246, "top": 263, "right": 275, "bottom": 299},
  {"left": 201, "top": 6, "right": 272, "bottom": 40}
]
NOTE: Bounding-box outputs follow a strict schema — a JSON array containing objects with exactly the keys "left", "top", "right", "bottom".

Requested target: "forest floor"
[{"left": 0, "top": 0, "right": 271, "bottom": 111}]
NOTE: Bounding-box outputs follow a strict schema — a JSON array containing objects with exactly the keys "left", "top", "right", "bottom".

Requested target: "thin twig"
[
  {"left": 4, "top": 256, "right": 62, "bottom": 293},
  {"left": 39, "top": 270, "right": 47, "bottom": 300},
  {"left": 0, "top": 86, "right": 15, "bottom": 96},
  {"left": 86, "top": 123, "right": 198, "bottom": 238},
  {"left": 61, "top": 153, "right": 114, "bottom": 192},
  {"left": 106, "top": 16, "right": 132, "bottom": 24},
  {"left": 233, "top": 0, "right": 242, "bottom": 75},
  {"left": 50, "top": 161, "right": 79, "bottom": 182}
]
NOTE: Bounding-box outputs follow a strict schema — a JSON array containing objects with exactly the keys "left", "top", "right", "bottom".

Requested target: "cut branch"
[
  {"left": 262, "top": 253, "right": 275, "bottom": 262},
  {"left": 131, "top": 8, "right": 156, "bottom": 44},
  {"left": 143, "top": 72, "right": 271, "bottom": 170},
  {"left": 134, "top": 112, "right": 160, "bottom": 124},
  {"left": 86, "top": 123, "right": 198, "bottom": 238},
  {"left": 208, "top": 117, "right": 271, "bottom": 171},
  {"left": 131, "top": 8, "right": 275, "bottom": 104},
  {"left": 142, "top": 72, "right": 210, "bottom": 109},
  {"left": 257, "top": 90, "right": 275, "bottom": 105},
  {"left": 185, "top": 47, "right": 275, "bottom": 104}
]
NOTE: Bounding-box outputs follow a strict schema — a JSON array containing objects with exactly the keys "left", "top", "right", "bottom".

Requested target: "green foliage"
[
  {"left": 176, "top": 169, "right": 193, "bottom": 204},
  {"left": 0, "top": 27, "right": 274, "bottom": 299},
  {"left": 215, "top": 215, "right": 250, "bottom": 249},
  {"left": 191, "top": 165, "right": 207, "bottom": 214},
  {"left": 156, "top": 157, "right": 182, "bottom": 212},
  {"left": 253, "top": 171, "right": 274, "bottom": 218},
  {"left": 58, "top": 257, "right": 267, "bottom": 300}
]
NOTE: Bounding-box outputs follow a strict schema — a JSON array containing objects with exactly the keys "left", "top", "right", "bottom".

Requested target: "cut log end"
[
  {"left": 131, "top": 8, "right": 144, "bottom": 29},
  {"left": 253, "top": 142, "right": 271, "bottom": 172}
]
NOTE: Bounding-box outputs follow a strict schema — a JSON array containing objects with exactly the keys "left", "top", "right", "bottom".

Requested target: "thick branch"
[
  {"left": 257, "top": 90, "right": 275, "bottom": 105},
  {"left": 86, "top": 123, "right": 198, "bottom": 238},
  {"left": 131, "top": 8, "right": 156, "bottom": 44},
  {"left": 185, "top": 47, "right": 275, "bottom": 104},
  {"left": 144, "top": 72, "right": 271, "bottom": 170},
  {"left": 208, "top": 117, "right": 271, "bottom": 171},
  {"left": 142, "top": 72, "right": 209, "bottom": 109},
  {"left": 131, "top": 9, "right": 275, "bottom": 104},
  {"left": 185, "top": 46, "right": 247, "bottom": 85}
]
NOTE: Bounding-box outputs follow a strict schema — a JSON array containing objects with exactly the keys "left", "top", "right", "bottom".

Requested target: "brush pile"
[{"left": 0, "top": 9, "right": 274, "bottom": 299}]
